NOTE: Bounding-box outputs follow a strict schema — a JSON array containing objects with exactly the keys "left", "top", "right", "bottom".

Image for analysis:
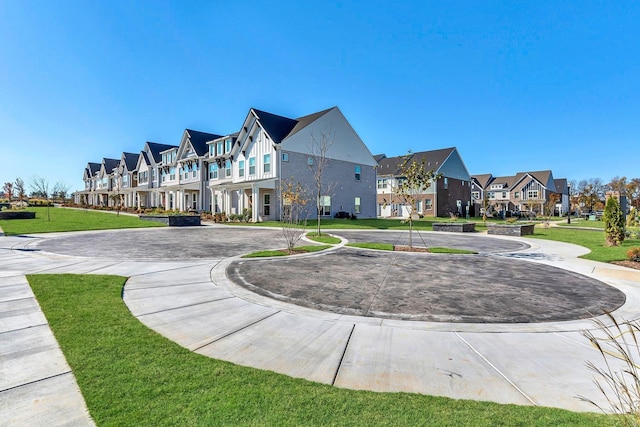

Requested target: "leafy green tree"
[
  {"left": 603, "top": 196, "right": 625, "bottom": 246},
  {"left": 393, "top": 152, "right": 439, "bottom": 248}
]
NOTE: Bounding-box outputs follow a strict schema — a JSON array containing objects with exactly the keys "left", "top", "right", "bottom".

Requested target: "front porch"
[{"left": 210, "top": 178, "right": 278, "bottom": 222}]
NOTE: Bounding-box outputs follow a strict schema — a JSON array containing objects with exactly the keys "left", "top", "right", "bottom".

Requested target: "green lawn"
[
  {"left": 242, "top": 245, "right": 331, "bottom": 258},
  {"left": 28, "top": 274, "right": 610, "bottom": 426},
  {"left": 306, "top": 232, "right": 342, "bottom": 244},
  {"left": 530, "top": 227, "right": 640, "bottom": 263},
  {"left": 0, "top": 207, "right": 164, "bottom": 235}
]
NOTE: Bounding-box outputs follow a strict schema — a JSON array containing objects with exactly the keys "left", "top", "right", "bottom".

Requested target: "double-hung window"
[
  {"left": 216, "top": 141, "right": 223, "bottom": 156},
  {"left": 225, "top": 159, "right": 232, "bottom": 177},
  {"left": 238, "top": 160, "right": 245, "bottom": 178},
  {"left": 225, "top": 138, "right": 232, "bottom": 153},
  {"left": 249, "top": 157, "right": 256, "bottom": 175},
  {"left": 209, "top": 163, "right": 218, "bottom": 180},
  {"left": 355, "top": 165, "right": 361, "bottom": 181},
  {"left": 263, "top": 154, "right": 271, "bottom": 173}
]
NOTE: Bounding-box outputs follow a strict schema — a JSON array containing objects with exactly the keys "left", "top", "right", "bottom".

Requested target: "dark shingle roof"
[
  {"left": 377, "top": 147, "right": 456, "bottom": 176},
  {"left": 471, "top": 174, "right": 493, "bottom": 188},
  {"left": 553, "top": 178, "right": 568, "bottom": 194},
  {"left": 185, "top": 129, "right": 222, "bottom": 156},
  {"left": 102, "top": 158, "right": 119, "bottom": 173},
  {"left": 122, "top": 152, "right": 138, "bottom": 171},
  {"left": 87, "top": 162, "right": 101, "bottom": 175},
  {"left": 373, "top": 154, "right": 387, "bottom": 163},
  {"left": 146, "top": 142, "right": 176, "bottom": 163},
  {"left": 251, "top": 109, "right": 298, "bottom": 143},
  {"left": 287, "top": 107, "right": 334, "bottom": 139}
]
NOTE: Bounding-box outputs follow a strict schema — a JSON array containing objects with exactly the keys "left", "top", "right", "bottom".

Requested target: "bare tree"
[
  {"left": 279, "top": 178, "right": 309, "bottom": 253},
  {"left": 52, "top": 181, "right": 71, "bottom": 203},
  {"left": 30, "top": 175, "right": 51, "bottom": 221},
  {"left": 308, "top": 129, "right": 336, "bottom": 236},
  {"left": 14, "top": 178, "right": 25, "bottom": 205},
  {"left": 392, "top": 152, "right": 439, "bottom": 249},
  {"left": 2, "top": 182, "right": 13, "bottom": 201}
]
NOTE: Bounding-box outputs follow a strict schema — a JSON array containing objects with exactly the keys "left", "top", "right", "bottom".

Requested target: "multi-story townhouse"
[
  {"left": 133, "top": 141, "right": 176, "bottom": 209},
  {"left": 207, "top": 106, "right": 378, "bottom": 222},
  {"left": 159, "top": 129, "right": 221, "bottom": 211},
  {"left": 375, "top": 147, "right": 472, "bottom": 218},
  {"left": 78, "top": 162, "right": 101, "bottom": 205},
  {"left": 471, "top": 170, "right": 568, "bottom": 216},
  {"left": 93, "top": 157, "right": 119, "bottom": 206},
  {"left": 116, "top": 152, "right": 139, "bottom": 208}
]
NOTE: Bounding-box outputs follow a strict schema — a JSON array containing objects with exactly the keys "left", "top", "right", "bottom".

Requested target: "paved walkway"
[{"left": 2, "top": 226, "right": 640, "bottom": 425}]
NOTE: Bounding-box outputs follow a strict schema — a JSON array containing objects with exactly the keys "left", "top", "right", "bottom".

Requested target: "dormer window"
[
  {"left": 225, "top": 138, "right": 232, "bottom": 153},
  {"left": 217, "top": 141, "right": 223, "bottom": 156}
]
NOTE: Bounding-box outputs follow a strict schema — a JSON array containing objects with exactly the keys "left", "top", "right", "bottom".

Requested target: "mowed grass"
[
  {"left": 28, "top": 274, "right": 610, "bottom": 426},
  {"left": 0, "top": 207, "right": 164, "bottom": 235},
  {"left": 530, "top": 227, "right": 640, "bottom": 262},
  {"left": 242, "top": 245, "right": 331, "bottom": 258},
  {"left": 306, "top": 232, "right": 342, "bottom": 244}
]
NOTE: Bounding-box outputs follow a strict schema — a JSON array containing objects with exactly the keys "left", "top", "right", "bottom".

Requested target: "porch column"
[{"left": 252, "top": 185, "right": 259, "bottom": 222}]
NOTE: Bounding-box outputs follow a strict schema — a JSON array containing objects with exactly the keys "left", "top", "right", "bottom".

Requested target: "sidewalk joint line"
[
  {"left": 192, "top": 310, "right": 281, "bottom": 352},
  {"left": 455, "top": 332, "right": 537, "bottom": 406},
  {"left": 0, "top": 323, "right": 48, "bottom": 335},
  {"left": 135, "top": 296, "right": 235, "bottom": 317},
  {"left": 0, "top": 371, "right": 72, "bottom": 394},
  {"left": 332, "top": 324, "right": 356, "bottom": 386}
]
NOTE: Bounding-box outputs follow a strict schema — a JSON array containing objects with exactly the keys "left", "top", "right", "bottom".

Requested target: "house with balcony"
[
  {"left": 375, "top": 147, "right": 472, "bottom": 218},
  {"left": 470, "top": 170, "right": 568, "bottom": 216},
  {"left": 207, "top": 106, "right": 377, "bottom": 222},
  {"left": 159, "top": 129, "right": 221, "bottom": 211}
]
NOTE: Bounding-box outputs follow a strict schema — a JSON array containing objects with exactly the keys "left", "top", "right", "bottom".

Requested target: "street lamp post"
[{"left": 567, "top": 184, "right": 571, "bottom": 224}]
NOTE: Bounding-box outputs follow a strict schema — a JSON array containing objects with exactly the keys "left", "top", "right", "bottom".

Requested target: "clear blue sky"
[{"left": 1, "top": 1, "right": 639, "bottom": 193}]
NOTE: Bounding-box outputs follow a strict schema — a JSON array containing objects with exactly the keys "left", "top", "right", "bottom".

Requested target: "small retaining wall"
[
  {"left": 487, "top": 223, "right": 535, "bottom": 236},
  {"left": 139, "top": 215, "right": 201, "bottom": 226},
  {"left": 433, "top": 222, "right": 476, "bottom": 233},
  {"left": 0, "top": 211, "right": 36, "bottom": 220}
]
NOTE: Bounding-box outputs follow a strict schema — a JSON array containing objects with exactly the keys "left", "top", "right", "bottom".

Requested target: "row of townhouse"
[
  {"left": 75, "top": 107, "right": 379, "bottom": 222},
  {"left": 470, "top": 171, "right": 569, "bottom": 216}
]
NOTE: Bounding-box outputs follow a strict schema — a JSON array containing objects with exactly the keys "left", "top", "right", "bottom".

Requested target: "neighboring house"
[
  {"left": 96, "top": 158, "right": 120, "bottom": 206},
  {"left": 159, "top": 129, "right": 221, "bottom": 211},
  {"left": 76, "top": 162, "right": 101, "bottom": 205},
  {"left": 375, "top": 147, "right": 472, "bottom": 218},
  {"left": 207, "top": 106, "right": 378, "bottom": 221},
  {"left": 470, "top": 170, "right": 568, "bottom": 216}
]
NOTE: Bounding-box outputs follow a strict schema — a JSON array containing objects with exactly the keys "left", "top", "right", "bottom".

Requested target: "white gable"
[{"left": 280, "top": 108, "right": 376, "bottom": 166}]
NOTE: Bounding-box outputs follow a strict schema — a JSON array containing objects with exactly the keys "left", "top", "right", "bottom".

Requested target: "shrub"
[
  {"left": 28, "top": 198, "right": 53, "bottom": 207},
  {"left": 603, "top": 196, "right": 625, "bottom": 246},
  {"left": 628, "top": 247, "right": 640, "bottom": 262}
]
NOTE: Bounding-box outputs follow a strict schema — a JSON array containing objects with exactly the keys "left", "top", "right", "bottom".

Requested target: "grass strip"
[
  {"left": 242, "top": 245, "right": 331, "bottom": 258},
  {"left": 346, "top": 242, "right": 394, "bottom": 251},
  {"left": 28, "top": 274, "right": 608, "bottom": 426},
  {"left": 306, "top": 232, "right": 341, "bottom": 244},
  {"left": 0, "top": 207, "right": 164, "bottom": 235},
  {"left": 428, "top": 247, "right": 478, "bottom": 254}
]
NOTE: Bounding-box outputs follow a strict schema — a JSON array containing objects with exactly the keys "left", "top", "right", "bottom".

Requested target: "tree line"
[
  {"left": 570, "top": 176, "right": 640, "bottom": 212},
  {"left": 2, "top": 175, "right": 71, "bottom": 203}
]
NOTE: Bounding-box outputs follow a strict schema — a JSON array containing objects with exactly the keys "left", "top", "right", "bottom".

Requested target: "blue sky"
[{"left": 1, "top": 1, "right": 639, "bottom": 193}]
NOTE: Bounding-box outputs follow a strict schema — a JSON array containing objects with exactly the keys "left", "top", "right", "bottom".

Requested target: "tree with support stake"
[{"left": 393, "top": 152, "right": 439, "bottom": 249}]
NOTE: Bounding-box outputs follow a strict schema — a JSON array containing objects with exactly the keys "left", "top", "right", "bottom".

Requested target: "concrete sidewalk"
[{"left": 2, "top": 227, "right": 640, "bottom": 425}]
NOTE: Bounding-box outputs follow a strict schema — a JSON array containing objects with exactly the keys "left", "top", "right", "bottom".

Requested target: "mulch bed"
[
  {"left": 612, "top": 260, "right": 640, "bottom": 270},
  {"left": 393, "top": 246, "right": 431, "bottom": 253}
]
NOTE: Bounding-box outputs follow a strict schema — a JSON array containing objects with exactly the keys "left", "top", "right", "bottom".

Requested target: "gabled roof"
[
  {"left": 102, "top": 158, "right": 119, "bottom": 174},
  {"left": 86, "top": 162, "right": 101, "bottom": 176},
  {"left": 373, "top": 154, "right": 386, "bottom": 163},
  {"left": 490, "top": 173, "right": 523, "bottom": 189},
  {"left": 377, "top": 147, "right": 457, "bottom": 176},
  {"left": 251, "top": 109, "right": 299, "bottom": 143},
  {"left": 553, "top": 178, "right": 568, "bottom": 194},
  {"left": 525, "top": 170, "right": 553, "bottom": 188},
  {"left": 121, "top": 152, "right": 139, "bottom": 171},
  {"left": 471, "top": 174, "right": 493, "bottom": 188},
  {"left": 286, "top": 107, "right": 334, "bottom": 139},
  {"left": 146, "top": 142, "right": 176, "bottom": 163},
  {"left": 185, "top": 129, "right": 222, "bottom": 156}
]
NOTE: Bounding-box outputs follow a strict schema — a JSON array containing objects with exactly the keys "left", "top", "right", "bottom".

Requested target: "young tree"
[
  {"left": 15, "top": 178, "right": 25, "bottom": 205},
  {"left": 52, "top": 181, "right": 71, "bottom": 203},
  {"left": 628, "top": 178, "right": 640, "bottom": 209},
  {"left": 279, "top": 178, "right": 309, "bottom": 254},
  {"left": 308, "top": 129, "right": 335, "bottom": 236},
  {"left": 393, "top": 152, "right": 439, "bottom": 249},
  {"left": 2, "top": 182, "right": 14, "bottom": 201},
  {"left": 603, "top": 195, "right": 625, "bottom": 246}
]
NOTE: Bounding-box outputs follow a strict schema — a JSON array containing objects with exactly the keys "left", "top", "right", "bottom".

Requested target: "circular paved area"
[
  {"left": 35, "top": 227, "right": 626, "bottom": 324},
  {"left": 229, "top": 247, "right": 625, "bottom": 323}
]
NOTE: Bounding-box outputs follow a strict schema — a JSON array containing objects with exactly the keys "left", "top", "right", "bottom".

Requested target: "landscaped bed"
[
  {"left": 139, "top": 214, "right": 201, "bottom": 226},
  {"left": 432, "top": 222, "right": 476, "bottom": 232}
]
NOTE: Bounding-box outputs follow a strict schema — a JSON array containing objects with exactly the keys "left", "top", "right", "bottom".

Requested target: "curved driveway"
[{"left": 4, "top": 225, "right": 640, "bottom": 418}]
